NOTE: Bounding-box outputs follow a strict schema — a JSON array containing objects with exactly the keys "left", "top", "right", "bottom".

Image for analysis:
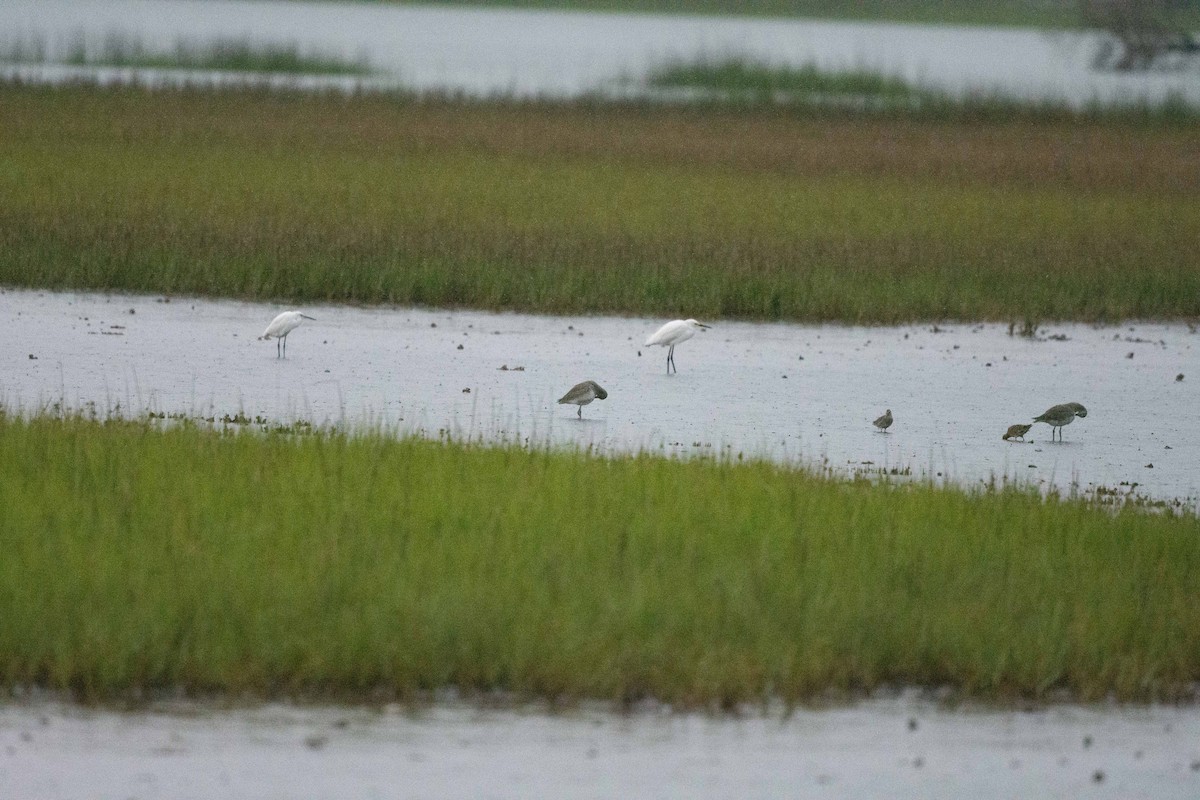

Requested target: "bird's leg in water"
[
  {"left": 577, "top": 406, "right": 582, "bottom": 419},
  {"left": 276, "top": 338, "right": 282, "bottom": 359},
  {"left": 667, "top": 344, "right": 675, "bottom": 374}
]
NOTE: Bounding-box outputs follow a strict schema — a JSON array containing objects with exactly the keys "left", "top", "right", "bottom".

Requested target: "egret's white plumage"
[
  {"left": 260, "top": 311, "right": 315, "bottom": 358},
  {"left": 644, "top": 318, "right": 710, "bottom": 374},
  {"left": 557, "top": 380, "right": 608, "bottom": 418},
  {"left": 1033, "top": 402, "right": 1088, "bottom": 442}
]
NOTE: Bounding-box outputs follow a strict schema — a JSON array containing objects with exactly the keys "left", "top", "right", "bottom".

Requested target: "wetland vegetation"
[
  {"left": 1, "top": 84, "right": 1198, "bottom": 323},
  {"left": 2, "top": 75, "right": 1198, "bottom": 708},
  {"left": 0, "top": 33, "right": 373, "bottom": 75},
  {"left": 1, "top": 413, "right": 1198, "bottom": 705}
]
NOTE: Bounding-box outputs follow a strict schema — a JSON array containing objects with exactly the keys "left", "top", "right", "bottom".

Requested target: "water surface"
[
  {"left": 2, "top": 288, "right": 1196, "bottom": 505},
  {"left": 2, "top": 0, "right": 1197, "bottom": 106},
  {"left": 2, "top": 696, "right": 1198, "bottom": 799}
]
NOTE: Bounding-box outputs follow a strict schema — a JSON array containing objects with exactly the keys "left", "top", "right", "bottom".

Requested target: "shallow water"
[
  {"left": 2, "top": 288, "right": 1197, "bottom": 505},
  {"left": 2, "top": 696, "right": 1199, "bottom": 799},
  {"left": 3, "top": 0, "right": 1198, "bottom": 107}
]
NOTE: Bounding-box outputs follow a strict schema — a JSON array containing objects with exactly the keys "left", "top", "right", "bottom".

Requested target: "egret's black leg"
[{"left": 276, "top": 338, "right": 281, "bottom": 359}]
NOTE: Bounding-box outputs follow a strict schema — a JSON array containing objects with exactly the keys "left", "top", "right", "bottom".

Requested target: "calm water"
[
  {"left": 3, "top": 695, "right": 1199, "bottom": 799},
  {"left": 2, "top": 288, "right": 1197, "bottom": 505},
  {"left": 2, "top": 0, "right": 1198, "bottom": 106}
]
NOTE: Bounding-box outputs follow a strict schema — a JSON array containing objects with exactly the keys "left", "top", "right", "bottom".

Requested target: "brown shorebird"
[
  {"left": 557, "top": 380, "right": 608, "bottom": 418},
  {"left": 873, "top": 409, "right": 893, "bottom": 433},
  {"left": 1033, "top": 402, "right": 1087, "bottom": 442},
  {"left": 1002, "top": 423, "right": 1032, "bottom": 442}
]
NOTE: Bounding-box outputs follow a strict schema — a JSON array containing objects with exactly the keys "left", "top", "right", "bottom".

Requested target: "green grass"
[
  {"left": 1, "top": 412, "right": 1198, "bottom": 705},
  {"left": 0, "top": 33, "right": 373, "bottom": 76},
  {"left": 1, "top": 84, "right": 1198, "bottom": 323},
  {"left": 646, "top": 57, "right": 932, "bottom": 105}
]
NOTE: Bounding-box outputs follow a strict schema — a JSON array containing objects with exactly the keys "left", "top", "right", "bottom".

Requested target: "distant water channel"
[
  {"left": 2, "top": 288, "right": 1197, "bottom": 506},
  {"left": 2, "top": 0, "right": 1198, "bottom": 107}
]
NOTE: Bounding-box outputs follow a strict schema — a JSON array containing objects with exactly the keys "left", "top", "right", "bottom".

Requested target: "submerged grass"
[
  {"left": 0, "top": 33, "right": 373, "bottom": 76},
  {"left": 1, "top": 413, "right": 1198, "bottom": 705},
  {"left": 1, "top": 84, "right": 1198, "bottom": 322},
  {"left": 646, "top": 57, "right": 930, "bottom": 104}
]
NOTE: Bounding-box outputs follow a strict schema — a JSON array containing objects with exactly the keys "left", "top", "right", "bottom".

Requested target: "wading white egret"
[
  {"left": 1033, "top": 402, "right": 1087, "bottom": 442},
  {"left": 260, "top": 311, "right": 315, "bottom": 359},
  {"left": 644, "top": 319, "right": 710, "bottom": 374},
  {"left": 873, "top": 409, "right": 893, "bottom": 432},
  {"left": 557, "top": 380, "right": 608, "bottom": 419}
]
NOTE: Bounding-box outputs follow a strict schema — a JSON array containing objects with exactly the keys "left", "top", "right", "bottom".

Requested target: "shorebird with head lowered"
[
  {"left": 1033, "top": 402, "right": 1087, "bottom": 442},
  {"left": 558, "top": 380, "right": 608, "bottom": 419},
  {"left": 260, "top": 310, "right": 315, "bottom": 359},
  {"left": 644, "top": 318, "right": 710, "bottom": 374},
  {"left": 1003, "top": 423, "right": 1032, "bottom": 442}
]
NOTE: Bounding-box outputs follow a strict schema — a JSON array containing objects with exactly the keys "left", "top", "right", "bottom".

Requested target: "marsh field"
[
  {"left": 2, "top": 67, "right": 1200, "bottom": 720},
  {"left": 3, "top": 85, "right": 1199, "bottom": 323}
]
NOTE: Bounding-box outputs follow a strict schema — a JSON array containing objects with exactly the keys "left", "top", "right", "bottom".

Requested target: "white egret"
[
  {"left": 873, "top": 409, "right": 893, "bottom": 432},
  {"left": 644, "top": 318, "right": 710, "bottom": 374},
  {"left": 557, "top": 380, "right": 608, "bottom": 419},
  {"left": 1032, "top": 402, "right": 1087, "bottom": 442},
  {"left": 260, "top": 311, "right": 315, "bottom": 359}
]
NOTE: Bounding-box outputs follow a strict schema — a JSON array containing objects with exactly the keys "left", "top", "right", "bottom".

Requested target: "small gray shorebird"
[
  {"left": 1033, "top": 402, "right": 1087, "bottom": 442},
  {"left": 1002, "top": 423, "right": 1032, "bottom": 442},
  {"left": 873, "top": 409, "right": 893, "bottom": 433},
  {"left": 644, "top": 318, "right": 711, "bottom": 374},
  {"left": 260, "top": 310, "right": 316, "bottom": 359},
  {"left": 557, "top": 380, "right": 608, "bottom": 418}
]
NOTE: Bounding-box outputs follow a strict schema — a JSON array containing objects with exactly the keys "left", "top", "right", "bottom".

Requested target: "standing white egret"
[
  {"left": 557, "top": 380, "right": 608, "bottom": 419},
  {"left": 260, "top": 311, "right": 315, "bottom": 359},
  {"left": 644, "top": 319, "right": 710, "bottom": 374}
]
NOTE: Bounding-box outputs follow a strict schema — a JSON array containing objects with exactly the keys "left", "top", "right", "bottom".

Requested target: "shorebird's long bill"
[{"left": 301, "top": 314, "right": 317, "bottom": 320}]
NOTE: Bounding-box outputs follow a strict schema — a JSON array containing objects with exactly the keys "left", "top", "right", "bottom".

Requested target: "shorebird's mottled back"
[{"left": 1003, "top": 423, "right": 1032, "bottom": 441}]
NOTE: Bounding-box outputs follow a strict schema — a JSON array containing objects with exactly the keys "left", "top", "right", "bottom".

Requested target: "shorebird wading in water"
[
  {"left": 644, "top": 319, "right": 710, "bottom": 374},
  {"left": 873, "top": 409, "right": 893, "bottom": 433},
  {"left": 557, "top": 380, "right": 608, "bottom": 418},
  {"left": 260, "top": 311, "right": 315, "bottom": 359},
  {"left": 1033, "top": 402, "right": 1087, "bottom": 442}
]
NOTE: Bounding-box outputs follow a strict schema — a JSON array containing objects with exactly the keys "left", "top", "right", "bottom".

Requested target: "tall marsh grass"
[
  {"left": 1, "top": 85, "right": 1198, "bottom": 322},
  {"left": 1, "top": 414, "right": 1198, "bottom": 705}
]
